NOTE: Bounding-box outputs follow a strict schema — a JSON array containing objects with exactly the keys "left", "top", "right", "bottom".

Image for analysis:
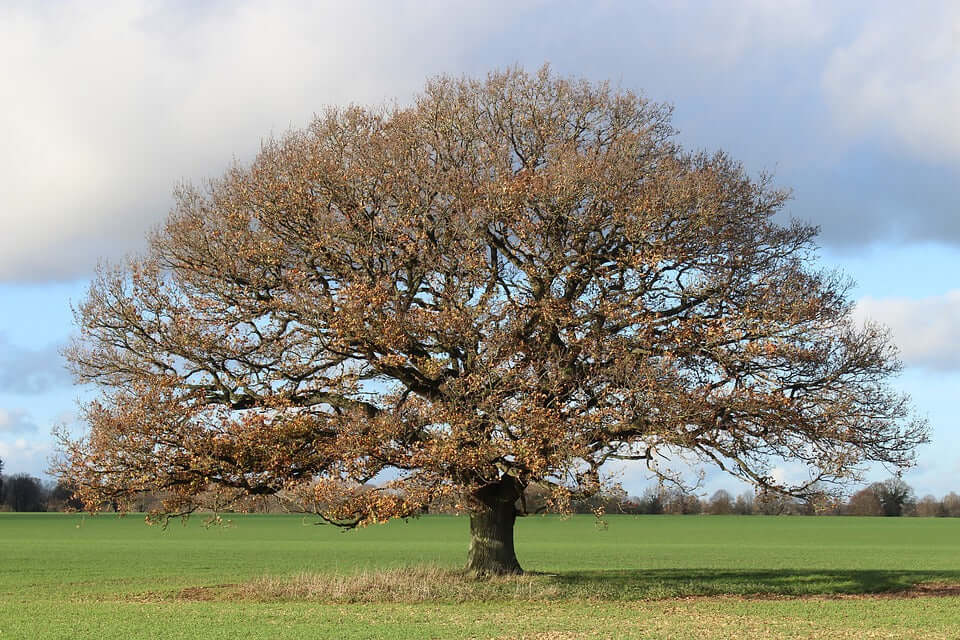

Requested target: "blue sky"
[{"left": 1, "top": 1, "right": 958, "bottom": 499}]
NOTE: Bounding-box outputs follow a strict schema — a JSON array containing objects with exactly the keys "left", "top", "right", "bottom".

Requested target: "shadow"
[{"left": 538, "top": 568, "right": 960, "bottom": 599}]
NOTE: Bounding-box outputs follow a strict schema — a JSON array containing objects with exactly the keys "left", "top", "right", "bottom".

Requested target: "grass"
[{"left": 2, "top": 513, "right": 960, "bottom": 638}]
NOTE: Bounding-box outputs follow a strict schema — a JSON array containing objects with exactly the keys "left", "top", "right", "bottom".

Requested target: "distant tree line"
[
  {"left": 0, "top": 458, "right": 82, "bottom": 512},
  {"left": 1, "top": 454, "right": 957, "bottom": 518},
  {"left": 0, "top": 473, "right": 81, "bottom": 512},
  {"left": 597, "top": 478, "right": 960, "bottom": 517},
  {"left": 515, "top": 477, "right": 960, "bottom": 518}
]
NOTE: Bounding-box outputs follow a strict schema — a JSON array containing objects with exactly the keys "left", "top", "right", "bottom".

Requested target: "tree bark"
[{"left": 466, "top": 476, "right": 523, "bottom": 575}]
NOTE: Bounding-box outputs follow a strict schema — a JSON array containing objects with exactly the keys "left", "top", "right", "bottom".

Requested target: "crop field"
[{"left": 2, "top": 513, "right": 959, "bottom": 639}]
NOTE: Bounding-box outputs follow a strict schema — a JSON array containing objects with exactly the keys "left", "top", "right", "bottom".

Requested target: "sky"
[{"left": 1, "top": 0, "right": 958, "bottom": 500}]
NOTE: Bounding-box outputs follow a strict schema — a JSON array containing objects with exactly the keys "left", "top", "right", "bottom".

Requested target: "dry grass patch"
[{"left": 229, "top": 566, "right": 562, "bottom": 603}]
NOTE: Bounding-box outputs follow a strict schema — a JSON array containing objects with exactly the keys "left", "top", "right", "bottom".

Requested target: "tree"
[
  {"left": 57, "top": 66, "right": 926, "bottom": 575},
  {"left": 635, "top": 486, "right": 665, "bottom": 514},
  {"left": 941, "top": 492, "right": 960, "bottom": 517},
  {"left": 732, "top": 491, "right": 755, "bottom": 515},
  {"left": 914, "top": 494, "right": 943, "bottom": 517},
  {"left": 708, "top": 489, "right": 733, "bottom": 515},
  {"left": 661, "top": 488, "right": 703, "bottom": 515},
  {"left": 2, "top": 474, "right": 46, "bottom": 512},
  {"left": 872, "top": 477, "right": 915, "bottom": 517},
  {"left": 0, "top": 457, "right": 4, "bottom": 504},
  {"left": 847, "top": 486, "right": 883, "bottom": 516}
]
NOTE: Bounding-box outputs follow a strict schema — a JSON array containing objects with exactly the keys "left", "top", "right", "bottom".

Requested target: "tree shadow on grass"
[{"left": 541, "top": 568, "right": 960, "bottom": 599}]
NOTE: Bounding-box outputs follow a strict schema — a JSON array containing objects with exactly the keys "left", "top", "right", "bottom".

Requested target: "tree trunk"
[{"left": 466, "top": 476, "right": 523, "bottom": 575}]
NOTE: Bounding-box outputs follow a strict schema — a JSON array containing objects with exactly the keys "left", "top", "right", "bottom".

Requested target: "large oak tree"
[{"left": 58, "top": 67, "right": 926, "bottom": 574}]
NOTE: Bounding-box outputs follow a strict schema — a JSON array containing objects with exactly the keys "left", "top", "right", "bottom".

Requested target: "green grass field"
[{"left": 2, "top": 513, "right": 959, "bottom": 638}]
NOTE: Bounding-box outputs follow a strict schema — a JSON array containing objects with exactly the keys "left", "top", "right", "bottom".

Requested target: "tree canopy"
[{"left": 57, "top": 66, "right": 926, "bottom": 574}]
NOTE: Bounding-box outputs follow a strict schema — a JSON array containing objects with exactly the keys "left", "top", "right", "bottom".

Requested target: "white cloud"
[
  {"left": 0, "top": 436, "right": 51, "bottom": 476},
  {"left": 822, "top": 3, "right": 960, "bottom": 161},
  {"left": 0, "top": 408, "right": 38, "bottom": 434},
  {"left": 854, "top": 290, "right": 960, "bottom": 371},
  {"left": 0, "top": 0, "right": 544, "bottom": 282},
  {"left": 2, "top": 1, "right": 958, "bottom": 283}
]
